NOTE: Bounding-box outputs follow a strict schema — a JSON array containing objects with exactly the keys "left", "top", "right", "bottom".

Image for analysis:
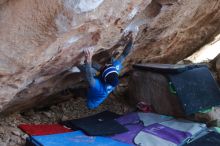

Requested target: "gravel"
[{"left": 0, "top": 96, "right": 133, "bottom": 146}]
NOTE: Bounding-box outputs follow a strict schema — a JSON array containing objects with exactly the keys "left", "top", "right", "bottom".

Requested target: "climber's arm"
[
  {"left": 119, "top": 40, "right": 133, "bottom": 62},
  {"left": 112, "top": 40, "right": 133, "bottom": 72},
  {"left": 84, "top": 48, "right": 96, "bottom": 86}
]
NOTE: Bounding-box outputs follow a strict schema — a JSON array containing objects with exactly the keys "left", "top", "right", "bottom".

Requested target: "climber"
[{"left": 81, "top": 33, "right": 133, "bottom": 109}]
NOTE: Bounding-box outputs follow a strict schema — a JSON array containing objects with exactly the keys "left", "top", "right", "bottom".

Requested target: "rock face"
[
  {"left": 128, "top": 69, "right": 185, "bottom": 117},
  {"left": 0, "top": 0, "right": 220, "bottom": 114}
]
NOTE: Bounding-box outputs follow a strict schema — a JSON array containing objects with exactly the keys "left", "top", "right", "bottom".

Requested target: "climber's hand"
[
  {"left": 84, "top": 47, "right": 94, "bottom": 63},
  {"left": 126, "top": 31, "right": 133, "bottom": 42},
  {"left": 118, "top": 31, "right": 133, "bottom": 46},
  {"left": 122, "top": 39, "right": 133, "bottom": 57}
]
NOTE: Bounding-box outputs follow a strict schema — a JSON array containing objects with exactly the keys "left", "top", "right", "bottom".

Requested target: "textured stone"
[
  {"left": 128, "top": 69, "right": 184, "bottom": 117},
  {"left": 11, "top": 130, "right": 20, "bottom": 137},
  {"left": 0, "top": 0, "right": 220, "bottom": 114},
  {"left": 0, "top": 142, "right": 6, "bottom": 146}
]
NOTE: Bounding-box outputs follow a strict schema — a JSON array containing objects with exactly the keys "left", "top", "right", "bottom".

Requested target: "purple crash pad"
[{"left": 110, "top": 113, "right": 144, "bottom": 145}]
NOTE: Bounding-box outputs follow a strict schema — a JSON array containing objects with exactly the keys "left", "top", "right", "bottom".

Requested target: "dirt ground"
[{"left": 0, "top": 96, "right": 133, "bottom": 146}]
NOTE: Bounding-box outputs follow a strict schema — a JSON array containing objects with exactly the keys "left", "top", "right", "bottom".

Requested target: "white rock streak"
[
  {"left": 124, "top": 19, "right": 147, "bottom": 37},
  {"left": 64, "top": 35, "right": 82, "bottom": 48},
  {"left": 187, "top": 34, "right": 220, "bottom": 63},
  {"left": 55, "top": 13, "right": 69, "bottom": 33},
  {"left": 128, "top": 6, "right": 139, "bottom": 20},
  {"left": 64, "top": 0, "right": 104, "bottom": 14},
  {"left": 67, "top": 36, "right": 81, "bottom": 44}
]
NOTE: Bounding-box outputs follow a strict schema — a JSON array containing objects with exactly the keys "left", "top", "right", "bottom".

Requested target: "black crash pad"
[
  {"left": 168, "top": 67, "right": 220, "bottom": 115},
  {"left": 61, "top": 111, "right": 128, "bottom": 136},
  {"left": 133, "top": 63, "right": 220, "bottom": 115},
  {"left": 133, "top": 63, "right": 206, "bottom": 73},
  {"left": 183, "top": 132, "right": 220, "bottom": 146}
]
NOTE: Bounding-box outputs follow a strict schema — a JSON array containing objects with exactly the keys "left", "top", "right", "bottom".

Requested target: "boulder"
[
  {"left": 0, "top": 0, "right": 220, "bottom": 114},
  {"left": 128, "top": 69, "right": 184, "bottom": 116}
]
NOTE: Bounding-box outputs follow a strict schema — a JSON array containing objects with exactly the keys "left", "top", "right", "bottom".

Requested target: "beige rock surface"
[{"left": 0, "top": 0, "right": 220, "bottom": 114}]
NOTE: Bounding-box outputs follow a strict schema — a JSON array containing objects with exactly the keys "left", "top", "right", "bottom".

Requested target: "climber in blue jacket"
[{"left": 82, "top": 34, "right": 133, "bottom": 109}]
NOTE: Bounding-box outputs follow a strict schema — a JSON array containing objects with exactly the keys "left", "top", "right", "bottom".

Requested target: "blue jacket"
[
  {"left": 86, "top": 58, "right": 123, "bottom": 109},
  {"left": 86, "top": 41, "right": 132, "bottom": 109}
]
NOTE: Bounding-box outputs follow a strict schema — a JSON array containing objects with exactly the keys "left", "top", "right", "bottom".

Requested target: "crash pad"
[
  {"left": 133, "top": 64, "right": 205, "bottom": 74},
  {"left": 134, "top": 130, "right": 177, "bottom": 146},
  {"left": 134, "top": 119, "right": 207, "bottom": 146},
  {"left": 183, "top": 131, "right": 220, "bottom": 146},
  {"left": 168, "top": 67, "right": 220, "bottom": 114},
  {"left": 29, "top": 131, "right": 132, "bottom": 146},
  {"left": 18, "top": 124, "right": 72, "bottom": 136},
  {"left": 61, "top": 111, "right": 127, "bottom": 136},
  {"left": 110, "top": 113, "right": 144, "bottom": 145},
  {"left": 25, "top": 137, "right": 39, "bottom": 146},
  {"left": 138, "top": 112, "right": 173, "bottom": 126},
  {"left": 160, "top": 119, "right": 206, "bottom": 136},
  {"left": 134, "top": 123, "right": 192, "bottom": 146}
]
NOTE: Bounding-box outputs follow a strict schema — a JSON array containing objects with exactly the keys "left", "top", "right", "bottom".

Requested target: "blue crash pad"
[{"left": 28, "top": 131, "right": 132, "bottom": 146}]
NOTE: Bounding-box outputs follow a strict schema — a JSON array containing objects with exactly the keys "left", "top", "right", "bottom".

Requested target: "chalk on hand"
[{"left": 69, "top": 66, "right": 80, "bottom": 73}]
